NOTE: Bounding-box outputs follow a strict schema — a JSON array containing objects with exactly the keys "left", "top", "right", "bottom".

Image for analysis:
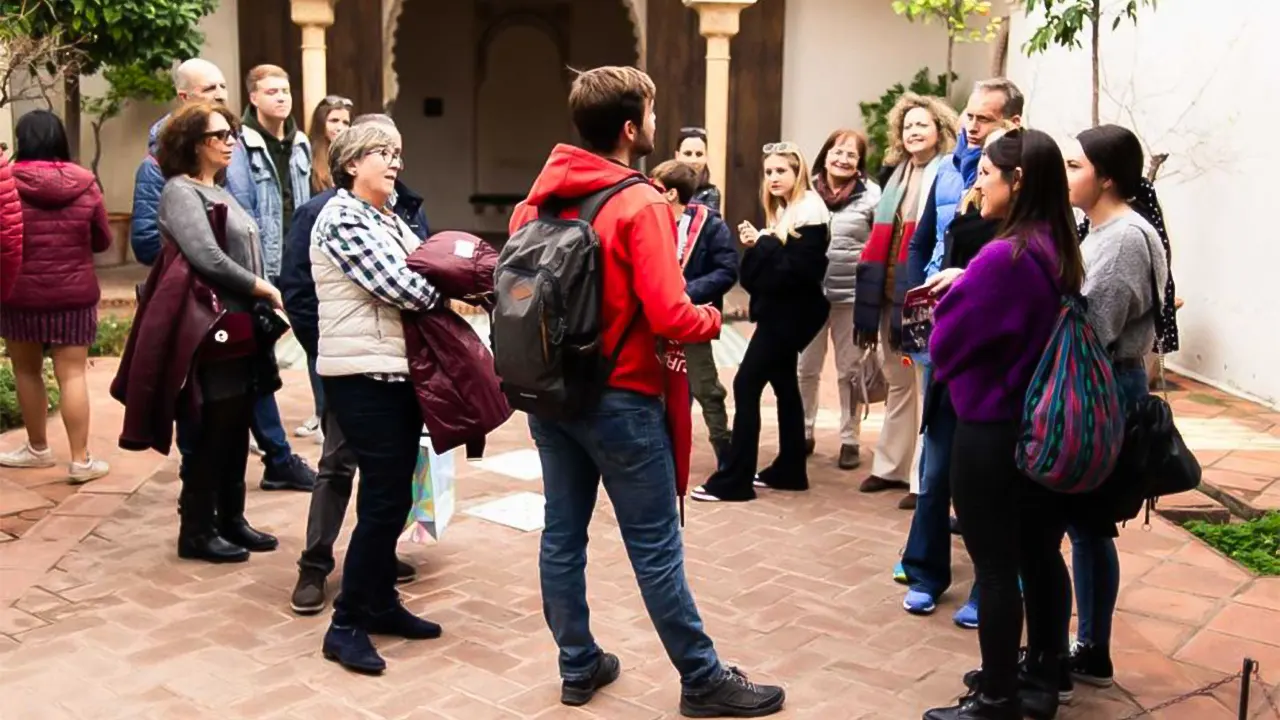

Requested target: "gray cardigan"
[
  {"left": 1080, "top": 209, "right": 1169, "bottom": 361},
  {"left": 158, "top": 176, "right": 263, "bottom": 312},
  {"left": 823, "top": 180, "right": 881, "bottom": 304}
]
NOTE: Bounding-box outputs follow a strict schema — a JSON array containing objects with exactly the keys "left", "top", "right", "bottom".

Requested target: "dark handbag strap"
[{"left": 1135, "top": 226, "right": 1171, "bottom": 399}]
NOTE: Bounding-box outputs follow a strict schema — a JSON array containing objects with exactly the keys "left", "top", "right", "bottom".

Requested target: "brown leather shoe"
[
  {"left": 898, "top": 492, "right": 918, "bottom": 510},
  {"left": 859, "top": 475, "right": 910, "bottom": 493},
  {"left": 838, "top": 445, "right": 861, "bottom": 470}
]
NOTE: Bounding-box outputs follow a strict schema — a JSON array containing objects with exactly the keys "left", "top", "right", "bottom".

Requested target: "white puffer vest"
[{"left": 311, "top": 194, "right": 420, "bottom": 377}]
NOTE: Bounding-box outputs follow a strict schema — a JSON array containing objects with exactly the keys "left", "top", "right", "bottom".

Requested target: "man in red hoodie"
[{"left": 509, "top": 66, "right": 785, "bottom": 718}]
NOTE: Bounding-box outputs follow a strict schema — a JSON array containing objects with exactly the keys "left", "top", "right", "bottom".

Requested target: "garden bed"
[{"left": 1184, "top": 512, "right": 1280, "bottom": 576}]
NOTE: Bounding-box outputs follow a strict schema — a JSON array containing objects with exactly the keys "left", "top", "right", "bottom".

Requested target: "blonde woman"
[
  {"left": 692, "top": 143, "right": 831, "bottom": 503},
  {"left": 852, "top": 93, "right": 958, "bottom": 501}
]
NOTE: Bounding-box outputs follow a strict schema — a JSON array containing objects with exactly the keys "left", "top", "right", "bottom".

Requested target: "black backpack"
[{"left": 492, "top": 176, "right": 646, "bottom": 421}]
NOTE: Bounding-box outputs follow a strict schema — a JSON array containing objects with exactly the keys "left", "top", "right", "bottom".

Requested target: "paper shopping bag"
[{"left": 402, "top": 433, "right": 456, "bottom": 542}]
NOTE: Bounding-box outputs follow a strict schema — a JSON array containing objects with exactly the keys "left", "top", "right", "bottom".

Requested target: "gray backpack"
[{"left": 492, "top": 176, "right": 646, "bottom": 420}]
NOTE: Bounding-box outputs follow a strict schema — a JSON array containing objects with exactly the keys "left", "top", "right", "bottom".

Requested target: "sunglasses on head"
[
  {"left": 323, "top": 95, "right": 354, "bottom": 108},
  {"left": 762, "top": 142, "right": 800, "bottom": 155},
  {"left": 201, "top": 129, "right": 237, "bottom": 144},
  {"left": 680, "top": 126, "right": 707, "bottom": 137}
]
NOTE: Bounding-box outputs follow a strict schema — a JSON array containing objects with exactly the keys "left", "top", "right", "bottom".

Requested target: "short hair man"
[
  {"left": 897, "top": 78, "right": 1024, "bottom": 628},
  {"left": 225, "top": 64, "right": 313, "bottom": 283},
  {"left": 129, "top": 58, "right": 229, "bottom": 265},
  {"left": 507, "top": 66, "right": 784, "bottom": 717},
  {"left": 649, "top": 159, "right": 738, "bottom": 468},
  {"left": 280, "top": 112, "right": 431, "bottom": 617}
]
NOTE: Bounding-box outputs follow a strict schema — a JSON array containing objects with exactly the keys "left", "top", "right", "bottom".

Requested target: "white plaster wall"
[
  {"left": 1006, "top": 0, "right": 1280, "bottom": 405},
  {"left": 3, "top": 0, "right": 240, "bottom": 212},
  {"left": 391, "top": 0, "right": 638, "bottom": 233},
  {"left": 781, "top": 0, "right": 991, "bottom": 162}
]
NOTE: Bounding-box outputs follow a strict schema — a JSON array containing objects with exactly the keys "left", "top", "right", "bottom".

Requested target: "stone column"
[
  {"left": 682, "top": 0, "right": 755, "bottom": 218},
  {"left": 291, "top": 0, "right": 337, "bottom": 132}
]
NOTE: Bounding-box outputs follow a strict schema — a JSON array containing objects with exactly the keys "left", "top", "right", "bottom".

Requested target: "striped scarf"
[{"left": 853, "top": 163, "right": 920, "bottom": 348}]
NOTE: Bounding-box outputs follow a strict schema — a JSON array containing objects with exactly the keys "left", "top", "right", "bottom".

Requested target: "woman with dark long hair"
[
  {"left": 308, "top": 95, "right": 353, "bottom": 194},
  {"left": 674, "top": 126, "right": 721, "bottom": 212},
  {"left": 1060, "top": 124, "right": 1171, "bottom": 690},
  {"left": 923, "top": 129, "right": 1085, "bottom": 720},
  {"left": 0, "top": 110, "right": 112, "bottom": 483}
]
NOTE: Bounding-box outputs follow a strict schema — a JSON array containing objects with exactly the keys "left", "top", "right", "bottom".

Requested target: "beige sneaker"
[
  {"left": 68, "top": 456, "right": 110, "bottom": 484},
  {"left": 0, "top": 443, "right": 56, "bottom": 469}
]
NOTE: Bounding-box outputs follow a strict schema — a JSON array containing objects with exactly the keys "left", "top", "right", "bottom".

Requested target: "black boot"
[
  {"left": 962, "top": 649, "right": 1069, "bottom": 719},
  {"left": 712, "top": 439, "right": 732, "bottom": 471},
  {"left": 177, "top": 476, "right": 248, "bottom": 564},
  {"left": 216, "top": 467, "right": 278, "bottom": 552},
  {"left": 923, "top": 691, "right": 1019, "bottom": 720}
]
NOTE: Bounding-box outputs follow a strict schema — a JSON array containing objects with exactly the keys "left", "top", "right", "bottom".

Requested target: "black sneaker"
[
  {"left": 962, "top": 649, "right": 1072, "bottom": 716},
  {"left": 395, "top": 558, "right": 417, "bottom": 584},
  {"left": 260, "top": 454, "right": 317, "bottom": 492},
  {"left": 924, "top": 691, "right": 1020, "bottom": 720},
  {"left": 290, "top": 568, "right": 327, "bottom": 615},
  {"left": 680, "top": 667, "right": 784, "bottom": 718},
  {"left": 1069, "top": 642, "right": 1114, "bottom": 687},
  {"left": 561, "top": 652, "right": 621, "bottom": 707}
]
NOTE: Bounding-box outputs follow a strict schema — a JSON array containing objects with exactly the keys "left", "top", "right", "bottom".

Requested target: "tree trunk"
[
  {"left": 991, "top": 16, "right": 1011, "bottom": 77},
  {"left": 64, "top": 72, "right": 81, "bottom": 161},
  {"left": 1090, "top": 0, "right": 1100, "bottom": 127},
  {"left": 945, "top": 35, "right": 955, "bottom": 98},
  {"left": 90, "top": 119, "right": 104, "bottom": 191}
]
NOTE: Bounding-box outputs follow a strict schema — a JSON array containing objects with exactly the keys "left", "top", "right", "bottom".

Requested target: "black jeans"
[
  {"left": 951, "top": 420, "right": 1071, "bottom": 699},
  {"left": 703, "top": 324, "right": 808, "bottom": 499},
  {"left": 325, "top": 375, "right": 423, "bottom": 628},
  {"left": 180, "top": 389, "right": 253, "bottom": 537}
]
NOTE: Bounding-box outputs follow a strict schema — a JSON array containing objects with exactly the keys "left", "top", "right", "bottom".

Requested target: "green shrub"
[
  {"left": 859, "top": 67, "right": 958, "bottom": 179},
  {"left": 0, "top": 357, "right": 62, "bottom": 433},
  {"left": 90, "top": 315, "right": 133, "bottom": 357},
  {"left": 1185, "top": 513, "right": 1280, "bottom": 576}
]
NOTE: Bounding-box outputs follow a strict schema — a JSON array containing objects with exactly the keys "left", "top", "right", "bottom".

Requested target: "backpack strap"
[{"left": 577, "top": 175, "right": 649, "bottom": 224}]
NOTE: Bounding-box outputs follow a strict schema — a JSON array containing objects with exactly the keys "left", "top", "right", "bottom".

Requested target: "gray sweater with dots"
[{"left": 1080, "top": 209, "right": 1169, "bottom": 361}]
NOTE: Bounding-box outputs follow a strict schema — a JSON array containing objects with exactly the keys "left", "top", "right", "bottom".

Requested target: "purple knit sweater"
[{"left": 930, "top": 225, "right": 1064, "bottom": 423}]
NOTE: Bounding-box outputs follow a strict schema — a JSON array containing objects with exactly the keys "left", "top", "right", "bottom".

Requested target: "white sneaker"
[
  {"left": 68, "top": 456, "right": 110, "bottom": 484},
  {"left": 0, "top": 443, "right": 56, "bottom": 469},
  {"left": 295, "top": 415, "right": 321, "bottom": 438},
  {"left": 248, "top": 436, "right": 264, "bottom": 457}
]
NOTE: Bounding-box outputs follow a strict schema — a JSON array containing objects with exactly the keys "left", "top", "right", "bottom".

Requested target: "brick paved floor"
[{"left": 1, "top": 347, "right": 1279, "bottom": 719}]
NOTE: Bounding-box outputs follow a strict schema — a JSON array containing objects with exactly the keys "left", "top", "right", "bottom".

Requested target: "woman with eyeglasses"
[
  {"left": 294, "top": 94, "right": 354, "bottom": 441},
  {"left": 923, "top": 128, "right": 1086, "bottom": 720},
  {"left": 853, "top": 92, "right": 958, "bottom": 503},
  {"left": 310, "top": 121, "right": 443, "bottom": 674},
  {"left": 798, "top": 129, "right": 881, "bottom": 471},
  {"left": 150, "top": 102, "right": 285, "bottom": 563},
  {"left": 675, "top": 127, "right": 721, "bottom": 212},
  {"left": 691, "top": 142, "right": 830, "bottom": 502}
]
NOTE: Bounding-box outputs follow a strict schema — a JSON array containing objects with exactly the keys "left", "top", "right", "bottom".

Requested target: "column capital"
[
  {"left": 682, "top": 0, "right": 756, "bottom": 37},
  {"left": 291, "top": 0, "right": 336, "bottom": 28}
]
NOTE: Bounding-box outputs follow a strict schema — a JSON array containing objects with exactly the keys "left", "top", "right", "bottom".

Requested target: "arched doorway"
[{"left": 387, "top": 0, "right": 642, "bottom": 242}]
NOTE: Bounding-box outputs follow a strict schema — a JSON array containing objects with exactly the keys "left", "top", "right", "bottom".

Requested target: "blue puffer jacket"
[
  {"left": 906, "top": 131, "right": 983, "bottom": 289},
  {"left": 279, "top": 180, "right": 430, "bottom": 357},
  {"left": 128, "top": 116, "right": 169, "bottom": 266}
]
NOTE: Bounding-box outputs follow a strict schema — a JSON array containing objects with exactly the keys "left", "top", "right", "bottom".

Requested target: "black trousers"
[
  {"left": 180, "top": 389, "right": 254, "bottom": 537},
  {"left": 326, "top": 375, "right": 423, "bottom": 628},
  {"left": 703, "top": 324, "right": 808, "bottom": 499},
  {"left": 951, "top": 420, "right": 1071, "bottom": 699}
]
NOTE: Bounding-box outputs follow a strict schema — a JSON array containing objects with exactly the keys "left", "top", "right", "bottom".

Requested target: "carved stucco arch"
[{"left": 382, "top": 0, "right": 645, "bottom": 113}]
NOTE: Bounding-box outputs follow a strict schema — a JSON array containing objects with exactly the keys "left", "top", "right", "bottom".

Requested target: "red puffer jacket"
[
  {"left": 7, "top": 160, "right": 111, "bottom": 311},
  {"left": 402, "top": 231, "right": 512, "bottom": 458},
  {"left": 0, "top": 153, "right": 22, "bottom": 302}
]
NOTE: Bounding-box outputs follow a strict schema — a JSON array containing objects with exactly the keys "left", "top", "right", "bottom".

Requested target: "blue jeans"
[
  {"left": 326, "top": 375, "right": 421, "bottom": 626},
  {"left": 529, "top": 390, "right": 721, "bottom": 687},
  {"left": 251, "top": 393, "right": 293, "bottom": 467},
  {"left": 1066, "top": 365, "right": 1149, "bottom": 649},
  {"left": 902, "top": 380, "right": 973, "bottom": 602}
]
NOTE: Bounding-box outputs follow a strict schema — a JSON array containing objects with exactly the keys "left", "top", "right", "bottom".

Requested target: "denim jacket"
[{"left": 226, "top": 126, "right": 312, "bottom": 280}]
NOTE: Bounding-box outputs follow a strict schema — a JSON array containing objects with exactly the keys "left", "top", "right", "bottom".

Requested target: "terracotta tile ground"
[{"left": 1, "top": 330, "right": 1278, "bottom": 719}]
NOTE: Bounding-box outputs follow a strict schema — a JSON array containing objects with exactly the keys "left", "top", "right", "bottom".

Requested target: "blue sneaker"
[
  {"left": 893, "top": 562, "right": 908, "bottom": 585},
  {"left": 953, "top": 599, "right": 979, "bottom": 629},
  {"left": 903, "top": 589, "right": 937, "bottom": 615}
]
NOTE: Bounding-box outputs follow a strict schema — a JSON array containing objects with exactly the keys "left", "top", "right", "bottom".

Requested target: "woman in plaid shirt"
[{"left": 309, "top": 122, "right": 442, "bottom": 675}]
